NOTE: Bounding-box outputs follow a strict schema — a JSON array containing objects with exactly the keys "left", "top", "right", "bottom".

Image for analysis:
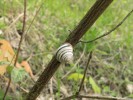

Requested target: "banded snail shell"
[{"left": 56, "top": 43, "right": 73, "bottom": 63}]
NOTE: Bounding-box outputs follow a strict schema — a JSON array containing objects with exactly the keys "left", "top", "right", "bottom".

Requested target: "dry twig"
[
  {"left": 79, "top": 9, "right": 133, "bottom": 43},
  {"left": 62, "top": 94, "right": 129, "bottom": 100},
  {"left": 24, "top": 1, "right": 44, "bottom": 37},
  {"left": 77, "top": 51, "right": 93, "bottom": 95}
]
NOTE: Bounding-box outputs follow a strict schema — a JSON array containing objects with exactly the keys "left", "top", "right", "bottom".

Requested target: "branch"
[
  {"left": 26, "top": 0, "right": 113, "bottom": 100},
  {"left": 3, "top": 0, "right": 27, "bottom": 100},
  {"left": 62, "top": 94, "right": 129, "bottom": 100},
  {"left": 79, "top": 9, "right": 133, "bottom": 43},
  {"left": 76, "top": 51, "right": 92, "bottom": 95}
]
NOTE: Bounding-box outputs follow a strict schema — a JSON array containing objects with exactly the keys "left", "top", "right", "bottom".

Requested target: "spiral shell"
[{"left": 56, "top": 43, "right": 73, "bottom": 63}]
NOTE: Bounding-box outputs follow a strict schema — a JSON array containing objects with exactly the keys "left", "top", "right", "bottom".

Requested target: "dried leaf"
[
  {"left": 0, "top": 40, "right": 34, "bottom": 79},
  {"left": 20, "top": 61, "right": 34, "bottom": 79},
  {"left": 0, "top": 39, "right": 15, "bottom": 75}
]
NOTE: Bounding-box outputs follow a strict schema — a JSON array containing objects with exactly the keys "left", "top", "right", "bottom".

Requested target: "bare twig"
[
  {"left": 79, "top": 9, "right": 133, "bottom": 43},
  {"left": 14, "top": 1, "right": 27, "bottom": 65},
  {"left": 24, "top": 1, "right": 43, "bottom": 37},
  {"left": 2, "top": 55, "right": 15, "bottom": 100},
  {"left": 8, "top": 13, "right": 24, "bottom": 28},
  {"left": 77, "top": 51, "right": 93, "bottom": 95},
  {"left": 3, "top": 0, "right": 27, "bottom": 100},
  {"left": 62, "top": 94, "right": 130, "bottom": 100}
]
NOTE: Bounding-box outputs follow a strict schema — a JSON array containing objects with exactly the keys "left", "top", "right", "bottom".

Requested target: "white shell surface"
[{"left": 56, "top": 43, "right": 73, "bottom": 63}]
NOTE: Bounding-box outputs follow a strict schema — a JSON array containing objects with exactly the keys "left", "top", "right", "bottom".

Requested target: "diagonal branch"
[
  {"left": 26, "top": 0, "right": 113, "bottom": 100},
  {"left": 77, "top": 51, "right": 93, "bottom": 95},
  {"left": 24, "top": 1, "right": 44, "bottom": 37},
  {"left": 79, "top": 9, "right": 133, "bottom": 43}
]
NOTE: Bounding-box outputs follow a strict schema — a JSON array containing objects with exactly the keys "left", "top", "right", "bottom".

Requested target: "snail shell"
[{"left": 56, "top": 43, "right": 73, "bottom": 63}]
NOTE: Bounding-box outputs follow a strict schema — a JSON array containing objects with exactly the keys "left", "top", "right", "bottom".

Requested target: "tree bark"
[{"left": 26, "top": 0, "right": 113, "bottom": 99}]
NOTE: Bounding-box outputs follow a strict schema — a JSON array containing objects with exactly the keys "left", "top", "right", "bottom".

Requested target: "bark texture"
[{"left": 26, "top": 0, "right": 113, "bottom": 99}]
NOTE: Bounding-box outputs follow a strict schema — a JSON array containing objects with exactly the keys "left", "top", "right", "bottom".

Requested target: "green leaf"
[
  {"left": 11, "top": 67, "right": 28, "bottom": 83},
  {"left": 6, "top": 66, "right": 14, "bottom": 74},
  {"left": 67, "top": 73, "right": 88, "bottom": 82},
  {"left": 89, "top": 76, "right": 101, "bottom": 94}
]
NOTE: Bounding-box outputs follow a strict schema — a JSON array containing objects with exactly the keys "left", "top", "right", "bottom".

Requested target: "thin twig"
[
  {"left": 14, "top": 0, "right": 27, "bottom": 65},
  {"left": 2, "top": 55, "right": 15, "bottom": 100},
  {"left": 79, "top": 9, "right": 133, "bottom": 43},
  {"left": 76, "top": 51, "right": 93, "bottom": 95},
  {"left": 78, "top": 95, "right": 129, "bottom": 100},
  {"left": 3, "top": 0, "right": 27, "bottom": 100},
  {"left": 24, "top": 1, "right": 43, "bottom": 37},
  {"left": 62, "top": 94, "right": 129, "bottom": 100},
  {"left": 8, "top": 13, "right": 24, "bottom": 28}
]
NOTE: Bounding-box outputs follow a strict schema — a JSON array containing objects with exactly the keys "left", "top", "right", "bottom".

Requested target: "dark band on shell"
[{"left": 56, "top": 43, "right": 73, "bottom": 63}]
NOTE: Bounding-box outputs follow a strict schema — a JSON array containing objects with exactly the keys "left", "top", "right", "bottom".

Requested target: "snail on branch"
[{"left": 55, "top": 43, "right": 73, "bottom": 63}]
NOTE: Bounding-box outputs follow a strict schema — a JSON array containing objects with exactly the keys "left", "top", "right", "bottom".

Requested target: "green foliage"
[
  {"left": 67, "top": 73, "right": 88, "bottom": 82},
  {"left": 6, "top": 66, "right": 14, "bottom": 74},
  {"left": 128, "top": 94, "right": 133, "bottom": 98},
  {"left": 89, "top": 76, "right": 101, "bottom": 94},
  {"left": 0, "top": 21, "right": 6, "bottom": 29},
  {"left": 11, "top": 67, "right": 28, "bottom": 83},
  {"left": 0, "top": 89, "right": 13, "bottom": 100}
]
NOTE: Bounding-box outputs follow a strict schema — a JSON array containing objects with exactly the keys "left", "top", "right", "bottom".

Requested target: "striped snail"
[{"left": 56, "top": 43, "right": 73, "bottom": 63}]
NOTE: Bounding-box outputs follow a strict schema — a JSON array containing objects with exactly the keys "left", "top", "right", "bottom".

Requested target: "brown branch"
[
  {"left": 62, "top": 94, "right": 129, "bottom": 100},
  {"left": 79, "top": 9, "right": 133, "bottom": 43},
  {"left": 26, "top": 0, "right": 113, "bottom": 100},
  {"left": 2, "top": 55, "right": 15, "bottom": 100},
  {"left": 14, "top": 1, "right": 27, "bottom": 65},
  {"left": 76, "top": 51, "right": 92, "bottom": 95},
  {"left": 3, "top": 0, "right": 27, "bottom": 100}
]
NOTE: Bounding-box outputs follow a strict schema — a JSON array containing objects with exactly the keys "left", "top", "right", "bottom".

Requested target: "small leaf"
[
  {"left": 67, "top": 73, "right": 88, "bottom": 82},
  {"left": 6, "top": 66, "right": 14, "bottom": 74},
  {"left": 11, "top": 67, "right": 28, "bottom": 83},
  {"left": 89, "top": 76, "right": 101, "bottom": 94}
]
